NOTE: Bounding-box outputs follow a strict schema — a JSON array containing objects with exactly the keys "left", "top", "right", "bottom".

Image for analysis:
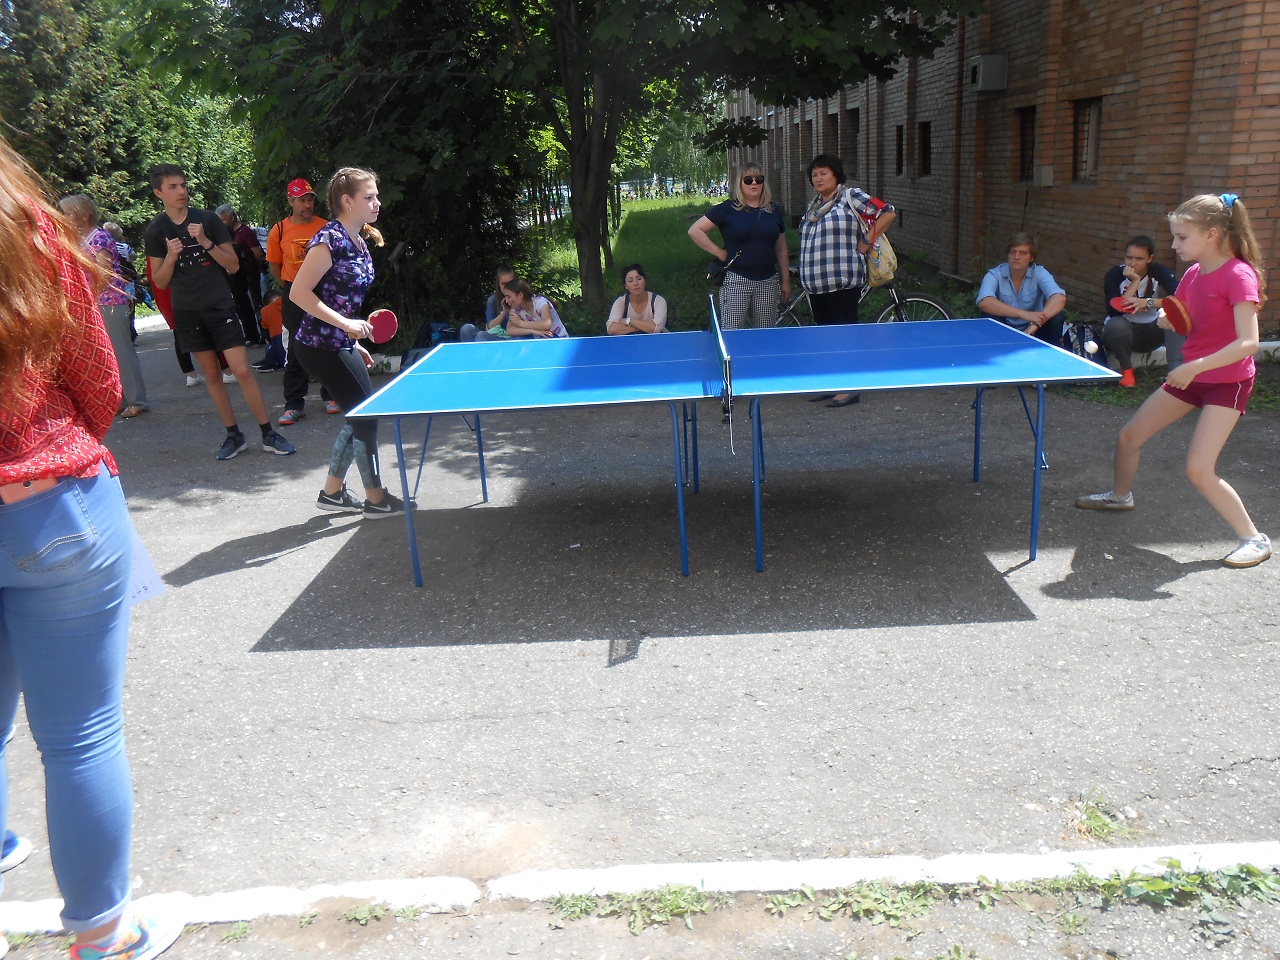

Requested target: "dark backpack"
[{"left": 400, "top": 321, "right": 458, "bottom": 372}]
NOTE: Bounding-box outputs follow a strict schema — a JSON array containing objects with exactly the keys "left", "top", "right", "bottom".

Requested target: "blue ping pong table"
[{"left": 349, "top": 319, "right": 1118, "bottom": 587}]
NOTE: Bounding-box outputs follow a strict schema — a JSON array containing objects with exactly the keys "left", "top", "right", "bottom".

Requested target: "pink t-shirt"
[{"left": 1175, "top": 258, "right": 1258, "bottom": 384}]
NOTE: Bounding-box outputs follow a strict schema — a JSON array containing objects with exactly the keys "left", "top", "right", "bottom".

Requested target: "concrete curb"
[
  {"left": 0, "top": 878, "right": 481, "bottom": 934},
  {"left": 5, "top": 842, "right": 1280, "bottom": 934}
]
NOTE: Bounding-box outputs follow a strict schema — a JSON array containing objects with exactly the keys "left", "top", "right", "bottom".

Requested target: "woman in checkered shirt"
[{"left": 797, "top": 154, "right": 897, "bottom": 407}]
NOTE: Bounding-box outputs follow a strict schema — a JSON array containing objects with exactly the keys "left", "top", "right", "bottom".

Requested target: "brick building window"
[
  {"left": 1073, "top": 98, "right": 1102, "bottom": 182},
  {"left": 918, "top": 121, "right": 932, "bottom": 177},
  {"left": 840, "top": 108, "right": 859, "bottom": 175},
  {"left": 823, "top": 111, "right": 838, "bottom": 157},
  {"left": 895, "top": 125, "right": 904, "bottom": 176},
  {"left": 1017, "top": 106, "right": 1036, "bottom": 183}
]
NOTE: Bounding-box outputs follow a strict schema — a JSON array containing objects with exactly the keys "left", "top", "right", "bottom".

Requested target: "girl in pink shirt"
[{"left": 1076, "top": 193, "right": 1270, "bottom": 568}]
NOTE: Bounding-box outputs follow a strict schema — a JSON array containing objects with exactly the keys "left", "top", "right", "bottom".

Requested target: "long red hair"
[{"left": 0, "top": 134, "right": 105, "bottom": 414}]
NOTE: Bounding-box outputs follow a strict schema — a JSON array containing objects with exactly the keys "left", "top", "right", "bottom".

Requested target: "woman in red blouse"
[{"left": 0, "top": 137, "right": 182, "bottom": 959}]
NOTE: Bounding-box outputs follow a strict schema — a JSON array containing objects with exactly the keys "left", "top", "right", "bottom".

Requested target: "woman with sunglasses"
[{"left": 688, "top": 163, "right": 790, "bottom": 329}]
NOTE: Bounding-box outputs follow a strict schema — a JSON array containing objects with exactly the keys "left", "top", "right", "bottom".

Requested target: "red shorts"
[{"left": 1161, "top": 376, "right": 1254, "bottom": 415}]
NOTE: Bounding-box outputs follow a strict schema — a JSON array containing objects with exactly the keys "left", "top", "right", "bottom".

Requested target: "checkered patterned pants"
[{"left": 718, "top": 272, "right": 781, "bottom": 330}]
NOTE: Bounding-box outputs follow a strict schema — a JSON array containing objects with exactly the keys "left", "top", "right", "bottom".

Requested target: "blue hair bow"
[{"left": 1219, "top": 193, "right": 1239, "bottom": 208}]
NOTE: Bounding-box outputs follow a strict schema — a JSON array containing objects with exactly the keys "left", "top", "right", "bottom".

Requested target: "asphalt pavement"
[{"left": 3, "top": 320, "right": 1280, "bottom": 958}]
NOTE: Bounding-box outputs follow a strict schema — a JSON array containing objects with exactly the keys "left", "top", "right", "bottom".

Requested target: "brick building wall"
[{"left": 727, "top": 0, "right": 1280, "bottom": 323}]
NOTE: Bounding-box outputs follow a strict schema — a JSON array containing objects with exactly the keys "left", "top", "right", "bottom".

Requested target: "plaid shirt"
[{"left": 798, "top": 187, "right": 892, "bottom": 294}]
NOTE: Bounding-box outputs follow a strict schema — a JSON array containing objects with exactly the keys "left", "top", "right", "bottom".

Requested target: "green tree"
[
  {"left": 495, "top": 0, "right": 984, "bottom": 306},
  {"left": 125, "top": 0, "right": 982, "bottom": 309},
  {"left": 0, "top": 0, "right": 256, "bottom": 237},
  {"left": 124, "top": 0, "right": 525, "bottom": 321}
]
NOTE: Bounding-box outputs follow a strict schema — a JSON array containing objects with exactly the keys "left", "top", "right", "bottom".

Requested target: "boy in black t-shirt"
[{"left": 144, "top": 163, "right": 296, "bottom": 460}]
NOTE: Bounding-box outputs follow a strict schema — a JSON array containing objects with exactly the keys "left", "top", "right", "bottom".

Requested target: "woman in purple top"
[
  {"left": 58, "top": 194, "right": 150, "bottom": 418},
  {"left": 289, "top": 167, "right": 408, "bottom": 519}
]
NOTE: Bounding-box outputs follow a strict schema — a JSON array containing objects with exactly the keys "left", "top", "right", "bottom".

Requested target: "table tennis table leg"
[
  {"left": 461, "top": 413, "right": 489, "bottom": 503},
  {"left": 690, "top": 402, "right": 701, "bottom": 493},
  {"left": 1029, "top": 384, "right": 1046, "bottom": 560},
  {"left": 416, "top": 414, "right": 489, "bottom": 504},
  {"left": 412, "top": 415, "right": 435, "bottom": 500},
  {"left": 394, "top": 417, "right": 424, "bottom": 588},
  {"left": 752, "top": 399, "right": 766, "bottom": 484},
  {"left": 669, "top": 402, "right": 691, "bottom": 576},
  {"left": 972, "top": 388, "right": 984, "bottom": 482},
  {"left": 751, "top": 398, "right": 765, "bottom": 572},
  {"left": 1016, "top": 387, "right": 1050, "bottom": 470}
]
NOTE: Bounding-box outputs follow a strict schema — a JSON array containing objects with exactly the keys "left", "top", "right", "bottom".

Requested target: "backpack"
[{"left": 400, "top": 321, "right": 458, "bottom": 372}]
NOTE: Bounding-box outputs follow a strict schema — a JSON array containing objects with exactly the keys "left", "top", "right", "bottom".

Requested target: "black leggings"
[
  {"left": 281, "top": 285, "right": 332, "bottom": 409},
  {"left": 809, "top": 286, "right": 862, "bottom": 325},
  {"left": 293, "top": 342, "right": 382, "bottom": 488}
]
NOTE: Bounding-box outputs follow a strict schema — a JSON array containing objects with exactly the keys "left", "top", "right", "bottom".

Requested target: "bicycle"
[{"left": 773, "top": 267, "right": 952, "bottom": 326}]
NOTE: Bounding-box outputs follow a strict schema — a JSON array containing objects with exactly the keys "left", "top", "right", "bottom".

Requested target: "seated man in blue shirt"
[{"left": 976, "top": 232, "right": 1067, "bottom": 345}]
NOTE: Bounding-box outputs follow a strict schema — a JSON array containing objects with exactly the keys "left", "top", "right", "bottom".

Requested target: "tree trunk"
[{"left": 601, "top": 206, "right": 613, "bottom": 271}]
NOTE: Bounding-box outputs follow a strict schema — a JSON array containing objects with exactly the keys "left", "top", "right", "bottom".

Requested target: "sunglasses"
[{"left": 740, "top": 176, "right": 765, "bottom": 185}]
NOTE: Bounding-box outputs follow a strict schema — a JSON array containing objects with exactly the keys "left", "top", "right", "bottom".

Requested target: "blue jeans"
[{"left": 0, "top": 468, "right": 134, "bottom": 932}]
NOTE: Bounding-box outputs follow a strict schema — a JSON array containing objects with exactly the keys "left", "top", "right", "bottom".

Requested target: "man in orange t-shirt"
[{"left": 265, "top": 177, "right": 331, "bottom": 424}]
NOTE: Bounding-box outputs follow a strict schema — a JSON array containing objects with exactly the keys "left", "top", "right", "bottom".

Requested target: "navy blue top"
[{"left": 706, "top": 201, "right": 786, "bottom": 282}]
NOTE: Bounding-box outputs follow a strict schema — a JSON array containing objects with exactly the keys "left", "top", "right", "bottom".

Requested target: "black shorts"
[{"left": 173, "top": 308, "right": 247, "bottom": 354}]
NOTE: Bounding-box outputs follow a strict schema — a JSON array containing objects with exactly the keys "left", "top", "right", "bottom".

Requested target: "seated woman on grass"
[
  {"left": 606, "top": 263, "right": 668, "bottom": 334},
  {"left": 497, "top": 277, "right": 568, "bottom": 338}
]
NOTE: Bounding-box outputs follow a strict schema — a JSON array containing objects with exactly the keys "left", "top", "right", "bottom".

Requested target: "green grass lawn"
[{"left": 519, "top": 197, "right": 713, "bottom": 336}]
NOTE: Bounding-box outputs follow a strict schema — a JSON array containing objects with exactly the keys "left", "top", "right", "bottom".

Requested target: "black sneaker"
[
  {"left": 216, "top": 432, "right": 247, "bottom": 460},
  {"left": 362, "top": 490, "right": 413, "bottom": 520},
  {"left": 262, "top": 430, "right": 297, "bottom": 456},
  {"left": 317, "top": 486, "right": 362, "bottom": 513}
]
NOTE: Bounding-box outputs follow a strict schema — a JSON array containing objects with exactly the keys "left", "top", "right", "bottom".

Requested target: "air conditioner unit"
[{"left": 968, "top": 55, "right": 1008, "bottom": 92}]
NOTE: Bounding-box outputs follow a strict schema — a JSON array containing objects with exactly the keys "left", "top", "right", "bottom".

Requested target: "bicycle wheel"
[
  {"left": 775, "top": 291, "right": 813, "bottom": 327},
  {"left": 873, "top": 292, "right": 952, "bottom": 323}
]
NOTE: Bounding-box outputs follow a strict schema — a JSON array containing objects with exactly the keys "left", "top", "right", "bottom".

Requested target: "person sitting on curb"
[
  {"left": 1102, "top": 235, "right": 1182, "bottom": 388},
  {"left": 460, "top": 265, "right": 518, "bottom": 342},
  {"left": 497, "top": 277, "right": 568, "bottom": 338},
  {"left": 976, "top": 232, "right": 1067, "bottom": 346},
  {"left": 606, "top": 263, "right": 668, "bottom": 334}
]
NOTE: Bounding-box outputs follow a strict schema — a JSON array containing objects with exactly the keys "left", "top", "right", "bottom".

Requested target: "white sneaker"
[
  {"left": 1075, "top": 490, "right": 1134, "bottom": 510},
  {"left": 0, "top": 833, "right": 32, "bottom": 872},
  {"left": 221, "top": 371, "right": 237, "bottom": 384},
  {"left": 184, "top": 373, "right": 204, "bottom": 388},
  {"left": 1223, "top": 534, "right": 1272, "bottom": 568}
]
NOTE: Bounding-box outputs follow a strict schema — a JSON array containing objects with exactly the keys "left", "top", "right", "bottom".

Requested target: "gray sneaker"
[
  {"left": 1075, "top": 490, "right": 1134, "bottom": 510},
  {"left": 1223, "top": 534, "right": 1272, "bottom": 568}
]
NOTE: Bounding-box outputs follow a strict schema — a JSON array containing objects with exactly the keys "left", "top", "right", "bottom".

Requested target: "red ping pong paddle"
[
  {"left": 1109, "top": 296, "right": 1137, "bottom": 315},
  {"left": 368, "top": 308, "right": 399, "bottom": 344},
  {"left": 1159, "top": 295, "right": 1193, "bottom": 337}
]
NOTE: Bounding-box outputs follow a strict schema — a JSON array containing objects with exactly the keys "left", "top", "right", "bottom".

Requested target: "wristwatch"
[
  {"left": 626, "top": 316, "right": 632, "bottom": 327},
  {"left": 1146, "top": 297, "right": 1154, "bottom": 309}
]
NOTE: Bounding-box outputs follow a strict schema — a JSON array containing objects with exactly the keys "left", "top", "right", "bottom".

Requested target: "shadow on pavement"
[
  {"left": 238, "top": 475, "right": 1037, "bottom": 656},
  {"left": 1041, "top": 541, "right": 1221, "bottom": 601}
]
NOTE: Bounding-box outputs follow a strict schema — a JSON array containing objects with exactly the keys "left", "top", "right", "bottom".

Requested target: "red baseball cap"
[{"left": 286, "top": 178, "right": 316, "bottom": 198}]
